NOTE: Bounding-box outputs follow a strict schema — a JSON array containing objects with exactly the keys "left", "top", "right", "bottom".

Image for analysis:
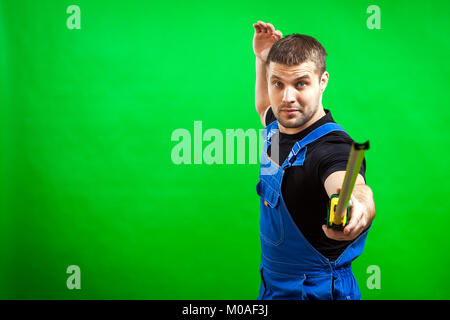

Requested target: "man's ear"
[{"left": 319, "top": 71, "right": 329, "bottom": 92}]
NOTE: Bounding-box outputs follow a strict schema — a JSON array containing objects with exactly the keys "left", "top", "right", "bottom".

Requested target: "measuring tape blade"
[{"left": 333, "top": 141, "right": 370, "bottom": 224}]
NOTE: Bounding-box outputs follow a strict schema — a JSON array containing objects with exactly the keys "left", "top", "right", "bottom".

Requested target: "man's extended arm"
[{"left": 323, "top": 171, "right": 376, "bottom": 241}]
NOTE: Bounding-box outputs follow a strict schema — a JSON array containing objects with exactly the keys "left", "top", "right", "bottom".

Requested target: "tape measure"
[{"left": 326, "top": 141, "right": 369, "bottom": 230}]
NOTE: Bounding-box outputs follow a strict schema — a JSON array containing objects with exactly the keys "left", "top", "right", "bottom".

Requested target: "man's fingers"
[
  {"left": 322, "top": 225, "right": 349, "bottom": 241},
  {"left": 266, "top": 23, "right": 275, "bottom": 33},
  {"left": 322, "top": 223, "right": 363, "bottom": 241},
  {"left": 344, "top": 206, "right": 361, "bottom": 235},
  {"left": 256, "top": 21, "right": 266, "bottom": 31},
  {"left": 255, "top": 21, "right": 280, "bottom": 38},
  {"left": 259, "top": 21, "right": 268, "bottom": 32},
  {"left": 343, "top": 222, "right": 364, "bottom": 239}
]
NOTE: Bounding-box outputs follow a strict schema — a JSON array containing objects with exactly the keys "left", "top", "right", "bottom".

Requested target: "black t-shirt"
[{"left": 265, "top": 107, "right": 366, "bottom": 261}]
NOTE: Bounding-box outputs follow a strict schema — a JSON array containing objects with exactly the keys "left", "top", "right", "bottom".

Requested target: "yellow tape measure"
[{"left": 327, "top": 141, "right": 369, "bottom": 230}]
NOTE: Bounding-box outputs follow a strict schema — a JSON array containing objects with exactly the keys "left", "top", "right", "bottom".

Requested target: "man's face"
[{"left": 267, "top": 61, "right": 328, "bottom": 129}]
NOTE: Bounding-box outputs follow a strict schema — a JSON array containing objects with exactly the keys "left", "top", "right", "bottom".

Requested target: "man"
[{"left": 252, "top": 21, "right": 376, "bottom": 300}]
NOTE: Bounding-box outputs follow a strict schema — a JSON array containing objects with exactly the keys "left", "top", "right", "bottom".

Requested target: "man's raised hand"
[{"left": 253, "top": 21, "right": 283, "bottom": 62}]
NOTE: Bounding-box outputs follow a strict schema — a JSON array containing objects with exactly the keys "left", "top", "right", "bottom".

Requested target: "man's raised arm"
[{"left": 252, "top": 21, "right": 282, "bottom": 126}]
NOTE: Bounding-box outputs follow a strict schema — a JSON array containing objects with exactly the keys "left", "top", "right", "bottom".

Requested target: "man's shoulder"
[
  {"left": 307, "top": 125, "right": 354, "bottom": 158},
  {"left": 305, "top": 124, "right": 366, "bottom": 183}
]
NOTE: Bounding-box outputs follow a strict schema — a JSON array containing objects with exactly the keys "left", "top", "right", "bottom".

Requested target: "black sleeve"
[
  {"left": 264, "top": 106, "right": 276, "bottom": 127},
  {"left": 317, "top": 141, "right": 367, "bottom": 186}
]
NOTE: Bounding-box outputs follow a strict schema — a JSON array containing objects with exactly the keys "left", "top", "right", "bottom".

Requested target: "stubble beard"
[{"left": 276, "top": 103, "right": 319, "bottom": 129}]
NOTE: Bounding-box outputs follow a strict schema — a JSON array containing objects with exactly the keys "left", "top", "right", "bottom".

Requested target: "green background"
[{"left": 1, "top": 0, "right": 449, "bottom": 299}]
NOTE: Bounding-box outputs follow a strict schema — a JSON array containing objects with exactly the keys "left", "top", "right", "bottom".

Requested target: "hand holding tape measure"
[{"left": 326, "top": 141, "right": 370, "bottom": 230}]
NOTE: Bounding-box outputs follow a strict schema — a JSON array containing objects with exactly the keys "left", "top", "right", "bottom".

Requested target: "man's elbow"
[{"left": 256, "top": 105, "right": 270, "bottom": 126}]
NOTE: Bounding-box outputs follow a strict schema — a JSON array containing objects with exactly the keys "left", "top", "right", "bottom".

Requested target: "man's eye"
[
  {"left": 274, "top": 81, "right": 282, "bottom": 87},
  {"left": 297, "top": 82, "right": 306, "bottom": 87}
]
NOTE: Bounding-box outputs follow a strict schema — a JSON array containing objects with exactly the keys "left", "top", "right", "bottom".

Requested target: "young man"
[{"left": 252, "top": 21, "right": 376, "bottom": 300}]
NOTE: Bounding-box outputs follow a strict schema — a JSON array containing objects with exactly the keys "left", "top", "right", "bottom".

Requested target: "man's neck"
[{"left": 278, "top": 106, "right": 326, "bottom": 135}]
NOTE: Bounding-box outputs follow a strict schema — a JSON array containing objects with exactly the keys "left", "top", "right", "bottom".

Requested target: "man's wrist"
[
  {"left": 256, "top": 55, "right": 266, "bottom": 64},
  {"left": 353, "top": 184, "right": 376, "bottom": 224}
]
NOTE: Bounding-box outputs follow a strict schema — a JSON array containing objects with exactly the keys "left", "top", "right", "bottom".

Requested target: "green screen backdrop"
[{"left": 1, "top": 0, "right": 449, "bottom": 299}]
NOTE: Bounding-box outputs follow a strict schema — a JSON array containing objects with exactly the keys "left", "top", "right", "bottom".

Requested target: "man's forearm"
[
  {"left": 353, "top": 184, "right": 376, "bottom": 225},
  {"left": 255, "top": 57, "right": 270, "bottom": 117}
]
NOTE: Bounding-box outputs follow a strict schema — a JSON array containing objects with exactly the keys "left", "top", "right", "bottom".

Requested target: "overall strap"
[
  {"left": 281, "top": 123, "right": 346, "bottom": 169},
  {"left": 262, "top": 120, "right": 279, "bottom": 153}
]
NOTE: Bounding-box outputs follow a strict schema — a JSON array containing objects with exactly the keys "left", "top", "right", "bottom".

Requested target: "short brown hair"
[{"left": 266, "top": 34, "right": 328, "bottom": 76}]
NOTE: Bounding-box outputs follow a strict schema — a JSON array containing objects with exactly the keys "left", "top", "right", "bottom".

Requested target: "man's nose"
[{"left": 282, "top": 87, "right": 296, "bottom": 105}]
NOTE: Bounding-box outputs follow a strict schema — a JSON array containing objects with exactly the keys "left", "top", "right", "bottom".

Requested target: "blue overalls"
[{"left": 256, "top": 120, "right": 370, "bottom": 300}]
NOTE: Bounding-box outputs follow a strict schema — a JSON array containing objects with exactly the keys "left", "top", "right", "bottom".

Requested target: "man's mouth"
[{"left": 280, "top": 108, "right": 300, "bottom": 116}]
